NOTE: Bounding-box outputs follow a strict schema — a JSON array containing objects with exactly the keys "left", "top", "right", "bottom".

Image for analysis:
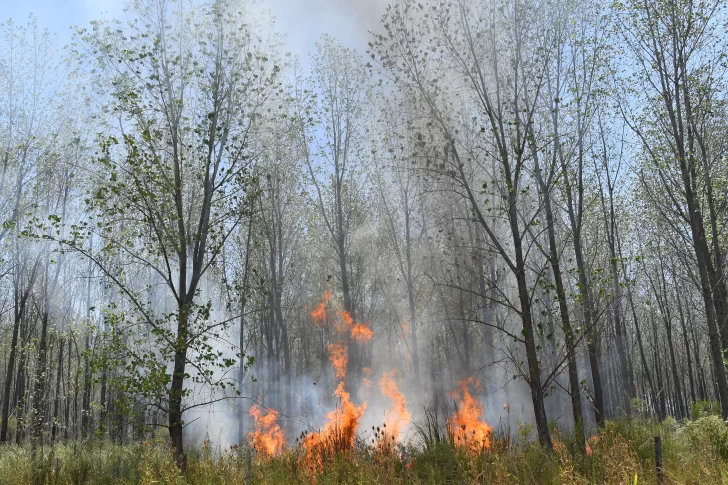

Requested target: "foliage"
[
  {"left": 690, "top": 400, "right": 722, "bottom": 420},
  {"left": 0, "top": 417, "right": 726, "bottom": 484},
  {"left": 681, "top": 415, "right": 728, "bottom": 461}
]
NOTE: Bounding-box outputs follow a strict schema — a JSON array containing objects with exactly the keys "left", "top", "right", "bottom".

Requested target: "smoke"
[
  {"left": 268, "top": 0, "right": 389, "bottom": 55},
  {"left": 21, "top": 0, "right": 568, "bottom": 455}
]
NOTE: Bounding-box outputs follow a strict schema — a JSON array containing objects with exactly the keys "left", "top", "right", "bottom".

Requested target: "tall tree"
[
  {"left": 616, "top": 0, "right": 728, "bottom": 418},
  {"left": 300, "top": 36, "right": 370, "bottom": 397},
  {"left": 60, "top": 0, "right": 278, "bottom": 465},
  {"left": 374, "top": 0, "right": 559, "bottom": 448}
]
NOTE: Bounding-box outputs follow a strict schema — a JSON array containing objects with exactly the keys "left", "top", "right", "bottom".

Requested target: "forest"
[{"left": 1, "top": 0, "right": 728, "bottom": 483}]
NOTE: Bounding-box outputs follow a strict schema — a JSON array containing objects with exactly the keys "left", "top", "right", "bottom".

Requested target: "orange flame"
[
  {"left": 328, "top": 343, "right": 348, "bottom": 380},
  {"left": 337, "top": 310, "right": 354, "bottom": 332},
  {"left": 351, "top": 323, "right": 373, "bottom": 342},
  {"left": 379, "top": 370, "right": 411, "bottom": 442},
  {"left": 447, "top": 378, "right": 492, "bottom": 453},
  {"left": 311, "top": 288, "right": 333, "bottom": 326},
  {"left": 301, "top": 381, "right": 367, "bottom": 472},
  {"left": 302, "top": 289, "right": 371, "bottom": 475},
  {"left": 248, "top": 404, "right": 285, "bottom": 458}
]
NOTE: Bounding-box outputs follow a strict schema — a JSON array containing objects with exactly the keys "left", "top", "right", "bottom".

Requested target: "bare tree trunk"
[
  {"left": 651, "top": 314, "right": 667, "bottom": 421},
  {"left": 168, "top": 301, "right": 190, "bottom": 470},
  {"left": 606, "top": 208, "right": 633, "bottom": 412},
  {"left": 476, "top": 231, "right": 496, "bottom": 368},
  {"left": 100, "top": 361, "right": 108, "bottom": 435},
  {"left": 64, "top": 332, "right": 71, "bottom": 442},
  {"left": 52, "top": 336, "right": 64, "bottom": 443},
  {"left": 237, "top": 216, "right": 253, "bottom": 445},
  {"left": 532, "top": 147, "right": 585, "bottom": 452},
  {"left": 15, "top": 327, "right": 28, "bottom": 445},
  {"left": 1, "top": 257, "right": 38, "bottom": 443},
  {"left": 561, "top": 165, "right": 604, "bottom": 427},
  {"left": 674, "top": 285, "right": 696, "bottom": 405},
  {"left": 81, "top": 254, "right": 93, "bottom": 439},
  {"left": 31, "top": 296, "right": 51, "bottom": 448},
  {"left": 73, "top": 338, "right": 82, "bottom": 440},
  {"left": 404, "top": 200, "right": 421, "bottom": 388}
]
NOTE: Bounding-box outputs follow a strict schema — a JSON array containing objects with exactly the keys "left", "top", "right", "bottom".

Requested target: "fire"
[
  {"left": 351, "top": 323, "right": 373, "bottom": 342},
  {"left": 379, "top": 370, "right": 411, "bottom": 442},
  {"left": 312, "top": 291, "right": 372, "bottom": 343},
  {"left": 301, "top": 381, "right": 367, "bottom": 472},
  {"left": 301, "top": 290, "right": 374, "bottom": 474},
  {"left": 311, "top": 288, "right": 333, "bottom": 326},
  {"left": 248, "top": 404, "right": 285, "bottom": 458},
  {"left": 447, "top": 378, "right": 492, "bottom": 453},
  {"left": 337, "top": 309, "right": 354, "bottom": 332},
  {"left": 328, "top": 343, "right": 348, "bottom": 380}
]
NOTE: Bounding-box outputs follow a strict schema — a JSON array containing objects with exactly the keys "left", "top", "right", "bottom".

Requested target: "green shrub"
[
  {"left": 682, "top": 415, "right": 728, "bottom": 460},
  {"left": 690, "top": 400, "right": 721, "bottom": 419}
]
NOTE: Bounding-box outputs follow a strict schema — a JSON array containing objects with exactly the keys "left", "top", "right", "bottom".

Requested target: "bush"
[
  {"left": 681, "top": 415, "right": 728, "bottom": 460},
  {"left": 690, "top": 400, "right": 721, "bottom": 419}
]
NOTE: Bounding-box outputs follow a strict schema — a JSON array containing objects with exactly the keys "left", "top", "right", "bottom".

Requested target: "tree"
[
  {"left": 57, "top": 0, "right": 279, "bottom": 465},
  {"left": 300, "top": 36, "right": 371, "bottom": 398},
  {"left": 372, "top": 97, "right": 426, "bottom": 388},
  {"left": 616, "top": 0, "right": 728, "bottom": 418},
  {"left": 0, "top": 16, "right": 72, "bottom": 444},
  {"left": 373, "top": 0, "right": 559, "bottom": 448}
]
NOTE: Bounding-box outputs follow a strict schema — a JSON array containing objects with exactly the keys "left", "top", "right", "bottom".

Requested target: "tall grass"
[{"left": 0, "top": 416, "right": 726, "bottom": 484}]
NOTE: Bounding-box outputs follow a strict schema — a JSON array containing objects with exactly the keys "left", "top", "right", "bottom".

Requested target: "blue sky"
[{"left": 2, "top": 0, "right": 387, "bottom": 59}]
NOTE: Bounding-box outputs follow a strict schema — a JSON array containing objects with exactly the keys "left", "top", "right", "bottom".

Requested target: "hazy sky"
[{"left": 2, "top": 0, "right": 388, "bottom": 58}]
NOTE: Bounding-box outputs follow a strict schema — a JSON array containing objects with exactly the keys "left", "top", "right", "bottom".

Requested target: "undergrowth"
[{"left": 0, "top": 416, "right": 727, "bottom": 484}]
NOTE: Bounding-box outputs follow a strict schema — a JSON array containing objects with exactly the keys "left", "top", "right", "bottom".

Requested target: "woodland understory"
[{"left": 2, "top": 0, "right": 728, "bottom": 482}]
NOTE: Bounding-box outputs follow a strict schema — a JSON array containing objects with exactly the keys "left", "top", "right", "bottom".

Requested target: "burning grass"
[
  {"left": 446, "top": 378, "right": 492, "bottom": 454},
  {"left": 248, "top": 404, "right": 285, "bottom": 458},
  {"left": 379, "top": 370, "right": 412, "bottom": 443},
  {"left": 299, "top": 381, "right": 367, "bottom": 476},
  {"left": 235, "top": 289, "right": 725, "bottom": 483},
  {"left": 0, "top": 416, "right": 727, "bottom": 483}
]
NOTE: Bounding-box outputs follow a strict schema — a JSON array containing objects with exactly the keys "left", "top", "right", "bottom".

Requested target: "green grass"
[{"left": 0, "top": 416, "right": 727, "bottom": 484}]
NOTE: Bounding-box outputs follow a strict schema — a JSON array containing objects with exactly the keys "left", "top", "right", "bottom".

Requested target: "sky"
[{"left": 1, "top": 0, "right": 387, "bottom": 59}]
